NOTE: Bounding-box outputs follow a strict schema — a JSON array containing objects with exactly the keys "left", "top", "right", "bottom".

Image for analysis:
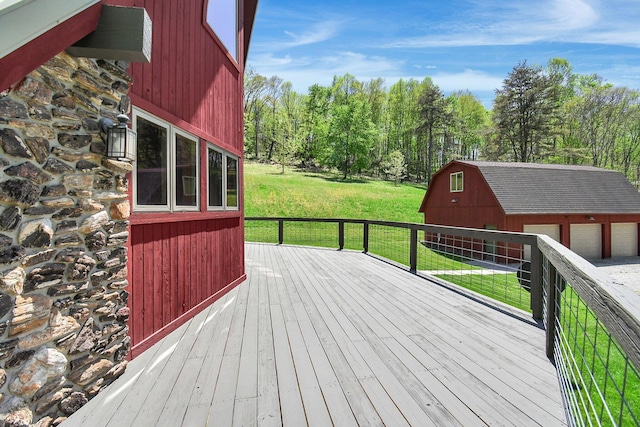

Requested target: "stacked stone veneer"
[{"left": 0, "top": 52, "right": 133, "bottom": 426}]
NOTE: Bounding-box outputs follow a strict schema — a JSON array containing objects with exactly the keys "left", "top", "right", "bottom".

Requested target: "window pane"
[
  {"left": 226, "top": 156, "right": 238, "bottom": 208},
  {"left": 175, "top": 134, "right": 198, "bottom": 207},
  {"left": 136, "top": 117, "right": 168, "bottom": 206},
  {"left": 450, "top": 172, "right": 463, "bottom": 192},
  {"left": 206, "top": 0, "right": 237, "bottom": 60},
  {"left": 208, "top": 148, "right": 223, "bottom": 207}
]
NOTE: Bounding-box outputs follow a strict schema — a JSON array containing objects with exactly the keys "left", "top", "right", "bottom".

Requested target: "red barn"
[
  {"left": 0, "top": 0, "right": 256, "bottom": 422},
  {"left": 419, "top": 161, "right": 640, "bottom": 260}
]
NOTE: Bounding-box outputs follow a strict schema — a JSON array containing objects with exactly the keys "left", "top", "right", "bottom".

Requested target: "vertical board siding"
[
  {"left": 127, "top": 0, "right": 243, "bottom": 153},
  {"left": 129, "top": 218, "right": 243, "bottom": 347},
  {"left": 108, "top": 0, "right": 249, "bottom": 353}
]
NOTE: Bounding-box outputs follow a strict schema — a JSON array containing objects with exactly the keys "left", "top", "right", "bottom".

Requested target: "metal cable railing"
[
  {"left": 246, "top": 217, "right": 540, "bottom": 314},
  {"left": 539, "top": 236, "right": 640, "bottom": 426}
]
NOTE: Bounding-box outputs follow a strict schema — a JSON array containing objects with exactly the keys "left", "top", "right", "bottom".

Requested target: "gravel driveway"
[{"left": 591, "top": 257, "right": 640, "bottom": 295}]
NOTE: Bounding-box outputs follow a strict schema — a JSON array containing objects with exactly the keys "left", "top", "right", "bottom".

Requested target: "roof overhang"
[
  {"left": 0, "top": 0, "right": 101, "bottom": 91},
  {"left": 67, "top": 5, "right": 152, "bottom": 63},
  {"left": 0, "top": 0, "right": 100, "bottom": 59},
  {"left": 243, "top": 0, "right": 259, "bottom": 66}
]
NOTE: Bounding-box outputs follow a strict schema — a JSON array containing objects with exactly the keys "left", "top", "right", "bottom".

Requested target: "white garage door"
[
  {"left": 570, "top": 224, "right": 602, "bottom": 259},
  {"left": 611, "top": 223, "right": 638, "bottom": 257},
  {"left": 523, "top": 224, "right": 560, "bottom": 260}
]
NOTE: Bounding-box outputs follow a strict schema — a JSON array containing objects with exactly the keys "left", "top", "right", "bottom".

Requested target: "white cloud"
[
  {"left": 382, "top": 0, "right": 640, "bottom": 49},
  {"left": 280, "top": 20, "right": 343, "bottom": 48},
  {"left": 431, "top": 69, "right": 504, "bottom": 92},
  {"left": 249, "top": 51, "right": 403, "bottom": 92},
  {"left": 251, "top": 19, "right": 345, "bottom": 52}
]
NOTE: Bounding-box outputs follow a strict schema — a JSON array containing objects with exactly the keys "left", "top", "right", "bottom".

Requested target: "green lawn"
[{"left": 244, "top": 162, "right": 425, "bottom": 222}]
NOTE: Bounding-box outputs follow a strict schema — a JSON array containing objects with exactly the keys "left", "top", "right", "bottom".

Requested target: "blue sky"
[{"left": 246, "top": 0, "right": 640, "bottom": 108}]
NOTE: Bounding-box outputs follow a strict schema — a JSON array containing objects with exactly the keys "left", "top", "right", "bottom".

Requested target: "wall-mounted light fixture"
[
  {"left": 586, "top": 215, "right": 595, "bottom": 221},
  {"left": 99, "top": 113, "right": 137, "bottom": 162},
  {"left": 451, "top": 198, "right": 458, "bottom": 203}
]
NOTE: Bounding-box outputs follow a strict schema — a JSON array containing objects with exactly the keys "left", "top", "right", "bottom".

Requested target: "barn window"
[
  {"left": 207, "top": 144, "right": 239, "bottom": 210},
  {"left": 205, "top": 0, "right": 238, "bottom": 61},
  {"left": 450, "top": 171, "right": 463, "bottom": 192},
  {"left": 133, "top": 109, "right": 199, "bottom": 212}
]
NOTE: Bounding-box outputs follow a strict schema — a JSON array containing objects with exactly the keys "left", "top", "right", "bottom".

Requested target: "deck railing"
[{"left": 245, "top": 217, "right": 640, "bottom": 426}]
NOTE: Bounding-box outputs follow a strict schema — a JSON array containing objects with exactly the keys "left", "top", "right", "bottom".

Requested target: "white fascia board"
[{"left": 0, "top": 0, "right": 99, "bottom": 59}]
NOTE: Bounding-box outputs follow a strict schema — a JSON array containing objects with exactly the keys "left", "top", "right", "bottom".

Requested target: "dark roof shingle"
[{"left": 460, "top": 161, "right": 640, "bottom": 214}]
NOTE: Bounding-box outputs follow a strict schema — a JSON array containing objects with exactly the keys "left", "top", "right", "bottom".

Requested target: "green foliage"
[
  {"left": 245, "top": 59, "right": 640, "bottom": 187},
  {"left": 447, "top": 90, "right": 490, "bottom": 160},
  {"left": 492, "top": 61, "right": 561, "bottom": 162},
  {"left": 381, "top": 150, "right": 407, "bottom": 185},
  {"left": 326, "top": 98, "right": 376, "bottom": 179},
  {"left": 417, "top": 80, "right": 449, "bottom": 183}
]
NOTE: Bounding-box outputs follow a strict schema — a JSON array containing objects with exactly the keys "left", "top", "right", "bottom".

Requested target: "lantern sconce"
[{"left": 99, "top": 113, "right": 137, "bottom": 162}]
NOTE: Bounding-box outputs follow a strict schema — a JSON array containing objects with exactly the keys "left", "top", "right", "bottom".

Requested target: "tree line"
[{"left": 244, "top": 58, "right": 640, "bottom": 186}]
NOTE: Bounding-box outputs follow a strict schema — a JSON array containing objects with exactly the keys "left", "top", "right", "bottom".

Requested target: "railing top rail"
[
  {"left": 537, "top": 234, "right": 640, "bottom": 372},
  {"left": 245, "top": 217, "right": 539, "bottom": 245}
]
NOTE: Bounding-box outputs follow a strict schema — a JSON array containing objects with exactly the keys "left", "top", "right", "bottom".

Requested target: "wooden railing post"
[
  {"left": 278, "top": 219, "right": 284, "bottom": 245},
  {"left": 530, "top": 244, "right": 543, "bottom": 321},
  {"left": 363, "top": 222, "right": 369, "bottom": 253},
  {"left": 338, "top": 221, "right": 345, "bottom": 250},
  {"left": 545, "top": 260, "right": 558, "bottom": 360},
  {"left": 410, "top": 228, "right": 418, "bottom": 274}
]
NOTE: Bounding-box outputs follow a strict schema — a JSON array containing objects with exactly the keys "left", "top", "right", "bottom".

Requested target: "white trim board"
[{"left": 0, "top": 0, "right": 99, "bottom": 59}]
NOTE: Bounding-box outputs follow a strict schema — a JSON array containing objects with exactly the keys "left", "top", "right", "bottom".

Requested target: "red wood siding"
[
  {"left": 506, "top": 214, "right": 640, "bottom": 258},
  {"left": 129, "top": 217, "right": 245, "bottom": 357},
  {"left": 108, "top": 0, "right": 244, "bottom": 154},
  {"left": 421, "top": 163, "right": 506, "bottom": 230},
  {"left": 104, "top": 0, "right": 254, "bottom": 355}
]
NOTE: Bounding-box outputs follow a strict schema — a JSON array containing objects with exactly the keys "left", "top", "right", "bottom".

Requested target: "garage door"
[
  {"left": 570, "top": 224, "right": 602, "bottom": 259},
  {"left": 523, "top": 224, "right": 560, "bottom": 260},
  {"left": 611, "top": 223, "right": 638, "bottom": 257}
]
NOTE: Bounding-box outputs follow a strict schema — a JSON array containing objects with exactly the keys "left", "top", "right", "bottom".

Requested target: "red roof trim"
[{"left": 0, "top": 3, "right": 102, "bottom": 92}]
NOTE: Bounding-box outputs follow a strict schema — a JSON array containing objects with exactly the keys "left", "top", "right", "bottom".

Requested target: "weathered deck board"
[{"left": 65, "top": 243, "right": 566, "bottom": 426}]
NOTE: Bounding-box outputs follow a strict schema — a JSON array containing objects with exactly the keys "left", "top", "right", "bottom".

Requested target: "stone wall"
[{"left": 0, "top": 52, "right": 132, "bottom": 426}]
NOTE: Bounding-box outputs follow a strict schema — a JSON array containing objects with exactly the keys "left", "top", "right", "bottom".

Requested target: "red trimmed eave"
[
  {"left": 0, "top": 2, "right": 102, "bottom": 92},
  {"left": 243, "top": 0, "right": 259, "bottom": 66}
]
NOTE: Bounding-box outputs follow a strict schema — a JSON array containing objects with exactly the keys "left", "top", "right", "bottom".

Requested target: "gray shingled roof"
[{"left": 460, "top": 161, "right": 640, "bottom": 214}]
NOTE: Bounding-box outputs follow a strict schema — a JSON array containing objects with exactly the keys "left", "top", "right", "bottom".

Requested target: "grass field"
[{"left": 245, "top": 162, "right": 425, "bottom": 222}]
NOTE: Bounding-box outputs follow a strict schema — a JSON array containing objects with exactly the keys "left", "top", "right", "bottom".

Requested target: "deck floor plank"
[
  {"left": 255, "top": 251, "right": 281, "bottom": 427},
  {"left": 65, "top": 243, "right": 566, "bottom": 427}
]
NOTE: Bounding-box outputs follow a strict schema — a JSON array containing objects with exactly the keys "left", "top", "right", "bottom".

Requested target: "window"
[
  {"left": 208, "top": 144, "right": 238, "bottom": 210},
  {"left": 133, "top": 109, "right": 199, "bottom": 212},
  {"left": 205, "top": 0, "right": 238, "bottom": 61},
  {"left": 450, "top": 171, "right": 463, "bottom": 192}
]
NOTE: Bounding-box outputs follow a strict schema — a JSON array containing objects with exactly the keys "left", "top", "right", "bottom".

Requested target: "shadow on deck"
[{"left": 65, "top": 243, "right": 566, "bottom": 426}]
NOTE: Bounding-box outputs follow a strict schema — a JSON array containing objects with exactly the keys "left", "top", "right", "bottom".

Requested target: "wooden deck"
[{"left": 65, "top": 243, "right": 566, "bottom": 426}]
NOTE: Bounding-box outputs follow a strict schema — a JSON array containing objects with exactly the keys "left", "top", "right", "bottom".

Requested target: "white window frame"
[
  {"left": 132, "top": 108, "right": 200, "bottom": 213},
  {"left": 450, "top": 171, "right": 463, "bottom": 192},
  {"left": 207, "top": 143, "right": 239, "bottom": 211}
]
